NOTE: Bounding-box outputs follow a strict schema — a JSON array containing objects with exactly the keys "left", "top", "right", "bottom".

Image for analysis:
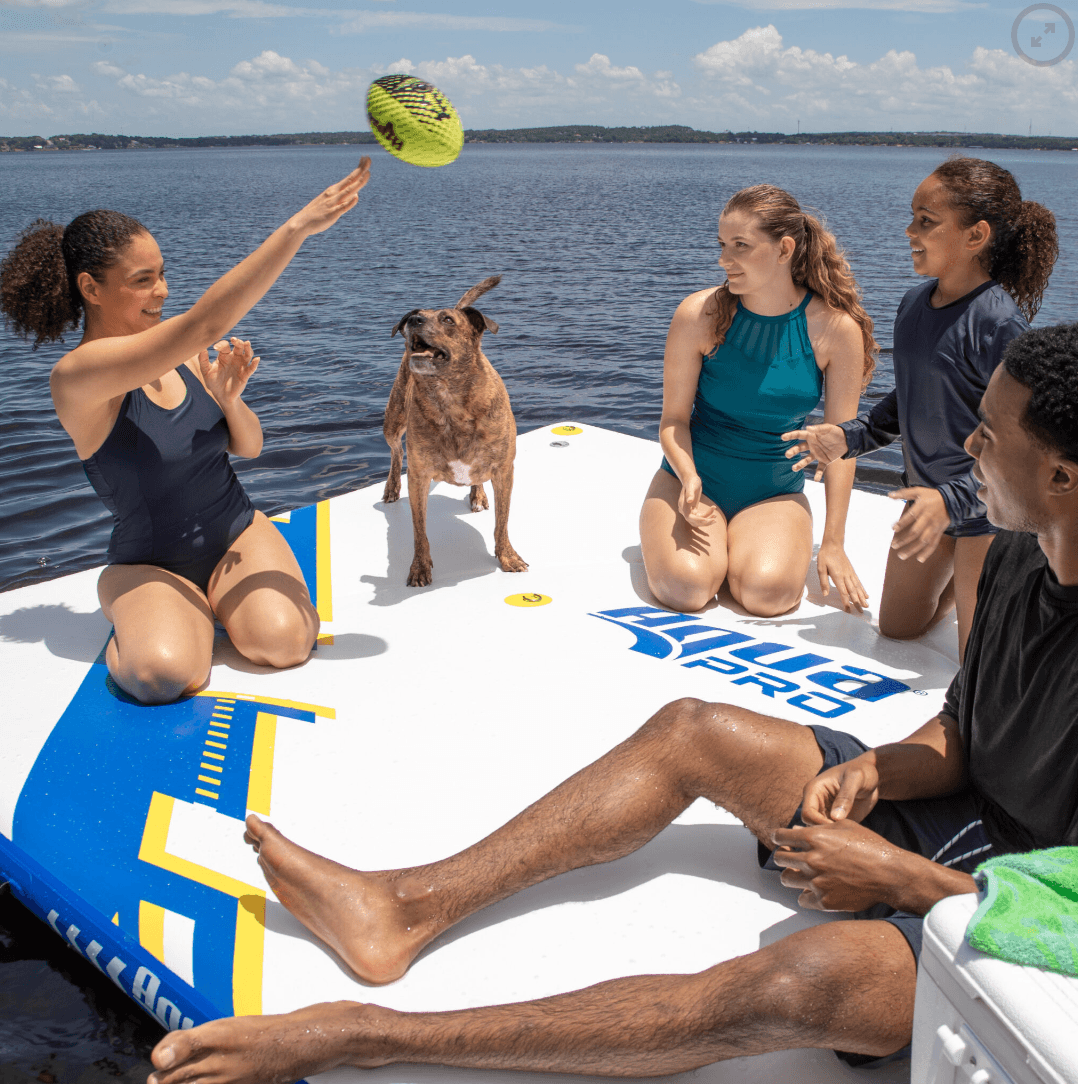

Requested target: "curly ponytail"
[
  {"left": 932, "top": 157, "right": 1058, "bottom": 322},
  {"left": 1, "top": 209, "right": 148, "bottom": 349},
  {"left": 711, "top": 185, "right": 878, "bottom": 388}
]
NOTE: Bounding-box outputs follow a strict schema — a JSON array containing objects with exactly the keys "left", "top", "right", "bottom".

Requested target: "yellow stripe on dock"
[
  {"left": 138, "top": 900, "right": 166, "bottom": 964},
  {"left": 246, "top": 713, "right": 277, "bottom": 815}
]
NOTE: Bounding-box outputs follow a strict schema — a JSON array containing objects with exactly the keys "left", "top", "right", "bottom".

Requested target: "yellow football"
[{"left": 366, "top": 74, "right": 464, "bottom": 168}]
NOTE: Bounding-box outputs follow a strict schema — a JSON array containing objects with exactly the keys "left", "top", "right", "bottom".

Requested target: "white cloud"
[
  {"left": 691, "top": 25, "right": 1077, "bottom": 128},
  {"left": 690, "top": 0, "right": 983, "bottom": 8},
  {"left": 82, "top": 47, "right": 682, "bottom": 129},
  {"left": 100, "top": 0, "right": 331, "bottom": 15},
  {"left": 335, "top": 11, "right": 576, "bottom": 33},
  {"left": 92, "top": 59, "right": 126, "bottom": 77}
]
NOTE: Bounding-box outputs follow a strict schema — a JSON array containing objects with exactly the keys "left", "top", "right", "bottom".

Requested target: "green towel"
[{"left": 966, "top": 847, "right": 1078, "bottom": 977}]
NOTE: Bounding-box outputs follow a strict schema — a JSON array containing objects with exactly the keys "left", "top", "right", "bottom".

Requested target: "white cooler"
[{"left": 912, "top": 893, "right": 1078, "bottom": 1084}]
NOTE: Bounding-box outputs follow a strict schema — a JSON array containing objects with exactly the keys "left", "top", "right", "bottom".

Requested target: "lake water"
[{"left": 0, "top": 143, "right": 1075, "bottom": 1078}]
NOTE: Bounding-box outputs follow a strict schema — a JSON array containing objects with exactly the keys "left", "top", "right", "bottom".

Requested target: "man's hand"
[
  {"left": 888, "top": 487, "right": 951, "bottom": 562},
  {"left": 771, "top": 818, "right": 913, "bottom": 911},
  {"left": 800, "top": 751, "right": 880, "bottom": 825},
  {"left": 677, "top": 474, "right": 720, "bottom": 528},
  {"left": 816, "top": 540, "right": 868, "bottom": 612},
  {"left": 782, "top": 423, "right": 850, "bottom": 482}
]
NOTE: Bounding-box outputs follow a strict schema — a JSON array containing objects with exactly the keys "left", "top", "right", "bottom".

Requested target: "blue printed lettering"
[
  {"left": 807, "top": 665, "right": 910, "bottom": 702},
  {"left": 675, "top": 629, "right": 753, "bottom": 659},
  {"left": 730, "top": 642, "right": 793, "bottom": 663},
  {"left": 788, "top": 691, "right": 855, "bottom": 718},
  {"left": 683, "top": 656, "right": 748, "bottom": 675},
  {"left": 733, "top": 673, "right": 799, "bottom": 697},
  {"left": 762, "top": 651, "right": 830, "bottom": 673}
]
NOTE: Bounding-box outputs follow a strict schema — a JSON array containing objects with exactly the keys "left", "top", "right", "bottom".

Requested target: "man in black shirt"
[{"left": 148, "top": 326, "right": 1078, "bottom": 1084}]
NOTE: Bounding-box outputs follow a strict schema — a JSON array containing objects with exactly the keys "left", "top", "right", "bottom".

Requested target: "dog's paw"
[
  {"left": 469, "top": 485, "right": 489, "bottom": 513},
  {"left": 497, "top": 549, "right": 529, "bottom": 573},
  {"left": 383, "top": 482, "right": 400, "bottom": 503},
  {"left": 406, "top": 559, "right": 433, "bottom": 587}
]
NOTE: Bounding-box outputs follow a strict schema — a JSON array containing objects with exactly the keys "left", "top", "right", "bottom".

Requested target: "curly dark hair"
[
  {"left": 1003, "top": 323, "right": 1078, "bottom": 463},
  {"left": 932, "top": 157, "right": 1058, "bottom": 322},
  {"left": 0, "top": 209, "right": 148, "bottom": 349}
]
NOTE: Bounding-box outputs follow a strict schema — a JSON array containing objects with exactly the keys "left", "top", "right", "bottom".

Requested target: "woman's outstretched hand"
[
  {"left": 292, "top": 157, "right": 372, "bottom": 237},
  {"left": 678, "top": 474, "right": 720, "bottom": 527},
  {"left": 816, "top": 540, "right": 868, "bottom": 612},
  {"left": 199, "top": 337, "right": 259, "bottom": 407},
  {"left": 781, "top": 422, "right": 850, "bottom": 482}
]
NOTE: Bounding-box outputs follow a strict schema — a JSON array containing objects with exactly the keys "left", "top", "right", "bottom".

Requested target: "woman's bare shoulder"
[
  {"left": 805, "top": 295, "right": 862, "bottom": 349},
  {"left": 675, "top": 286, "right": 720, "bottom": 320}
]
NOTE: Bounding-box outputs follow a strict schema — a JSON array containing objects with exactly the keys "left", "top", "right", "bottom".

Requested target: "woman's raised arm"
[{"left": 50, "top": 158, "right": 371, "bottom": 414}]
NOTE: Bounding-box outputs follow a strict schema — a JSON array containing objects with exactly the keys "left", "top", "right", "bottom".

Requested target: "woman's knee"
[
  {"left": 112, "top": 641, "right": 209, "bottom": 705},
  {"left": 733, "top": 569, "right": 804, "bottom": 617},
  {"left": 231, "top": 602, "right": 318, "bottom": 669},
  {"left": 645, "top": 563, "right": 721, "bottom": 613}
]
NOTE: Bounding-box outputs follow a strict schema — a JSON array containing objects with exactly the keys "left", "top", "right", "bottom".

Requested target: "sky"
[{"left": 1, "top": 0, "right": 1076, "bottom": 137}]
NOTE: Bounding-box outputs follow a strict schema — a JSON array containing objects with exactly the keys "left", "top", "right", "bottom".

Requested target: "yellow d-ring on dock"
[{"left": 505, "top": 593, "right": 552, "bottom": 607}]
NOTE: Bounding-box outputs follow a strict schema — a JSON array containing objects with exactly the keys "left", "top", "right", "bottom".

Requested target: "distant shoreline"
[{"left": 3, "top": 125, "right": 1078, "bottom": 153}]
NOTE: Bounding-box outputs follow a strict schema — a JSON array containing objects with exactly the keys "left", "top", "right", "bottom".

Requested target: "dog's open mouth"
[{"left": 408, "top": 334, "right": 448, "bottom": 363}]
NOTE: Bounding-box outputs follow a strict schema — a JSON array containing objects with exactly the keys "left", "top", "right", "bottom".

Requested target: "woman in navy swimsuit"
[
  {"left": 1, "top": 159, "right": 371, "bottom": 703},
  {"left": 785, "top": 158, "right": 1057, "bottom": 658}
]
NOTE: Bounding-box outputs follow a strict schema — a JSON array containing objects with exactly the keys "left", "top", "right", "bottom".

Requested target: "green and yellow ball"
[{"left": 366, "top": 74, "right": 464, "bottom": 168}]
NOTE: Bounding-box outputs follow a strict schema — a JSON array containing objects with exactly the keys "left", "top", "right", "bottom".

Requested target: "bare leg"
[
  {"left": 243, "top": 698, "right": 823, "bottom": 984},
  {"left": 149, "top": 919, "right": 916, "bottom": 1083},
  {"left": 639, "top": 469, "right": 729, "bottom": 612},
  {"left": 208, "top": 512, "right": 319, "bottom": 670},
  {"left": 98, "top": 564, "right": 214, "bottom": 704},
  {"left": 878, "top": 534, "right": 957, "bottom": 646},
  {"left": 725, "top": 493, "right": 813, "bottom": 617},
  {"left": 952, "top": 533, "right": 995, "bottom": 661}
]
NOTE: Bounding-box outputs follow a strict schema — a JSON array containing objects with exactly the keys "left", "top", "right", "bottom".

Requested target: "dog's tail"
[{"left": 456, "top": 275, "right": 502, "bottom": 310}]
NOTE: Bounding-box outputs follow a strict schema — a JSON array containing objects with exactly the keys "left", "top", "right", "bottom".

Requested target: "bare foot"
[
  {"left": 244, "top": 815, "right": 436, "bottom": 985},
  {"left": 149, "top": 1002, "right": 388, "bottom": 1084}
]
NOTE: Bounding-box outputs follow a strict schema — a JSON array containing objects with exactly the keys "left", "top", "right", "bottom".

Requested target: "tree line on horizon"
[{"left": 3, "top": 125, "right": 1077, "bottom": 153}]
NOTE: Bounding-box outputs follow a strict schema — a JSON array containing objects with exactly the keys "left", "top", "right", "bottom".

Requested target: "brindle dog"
[{"left": 382, "top": 275, "right": 528, "bottom": 587}]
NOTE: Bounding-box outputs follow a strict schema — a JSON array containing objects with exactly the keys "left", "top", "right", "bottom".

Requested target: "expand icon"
[{"left": 1011, "top": 3, "right": 1075, "bottom": 66}]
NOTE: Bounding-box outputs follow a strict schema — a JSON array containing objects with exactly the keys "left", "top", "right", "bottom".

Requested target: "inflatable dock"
[{"left": 0, "top": 423, "right": 964, "bottom": 1084}]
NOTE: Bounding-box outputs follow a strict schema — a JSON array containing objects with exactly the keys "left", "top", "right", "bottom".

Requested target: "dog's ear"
[
  {"left": 456, "top": 275, "right": 502, "bottom": 310},
  {"left": 461, "top": 307, "right": 499, "bottom": 337},
  {"left": 391, "top": 310, "right": 420, "bottom": 338}
]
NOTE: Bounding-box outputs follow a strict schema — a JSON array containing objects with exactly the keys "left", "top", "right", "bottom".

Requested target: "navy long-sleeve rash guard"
[{"left": 838, "top": 280, "right": 1027, "bottom": 528}]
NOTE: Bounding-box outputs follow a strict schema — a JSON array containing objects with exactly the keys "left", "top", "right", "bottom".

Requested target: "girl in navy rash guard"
[{"left": 784, "top": 158, "right": 1057, "bottom": 660}]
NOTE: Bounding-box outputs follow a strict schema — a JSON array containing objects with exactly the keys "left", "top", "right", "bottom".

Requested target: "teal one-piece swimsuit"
[{"left": 661, "top": 292, "right": 823, "bottom": 520}]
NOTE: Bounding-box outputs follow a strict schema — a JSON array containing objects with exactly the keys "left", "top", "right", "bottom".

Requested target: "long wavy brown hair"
[{"left": 710, "top": 185, "right": 878, "bottom": 388}]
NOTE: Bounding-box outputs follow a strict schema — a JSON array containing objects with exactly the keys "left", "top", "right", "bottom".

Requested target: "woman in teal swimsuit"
[{"left": 639, "top": 184, "right": 876, "bottom": 616}]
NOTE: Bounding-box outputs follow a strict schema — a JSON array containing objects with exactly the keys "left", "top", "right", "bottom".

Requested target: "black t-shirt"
[{"left": 943, "top": 530, "right": 1078, "bottom": 852}]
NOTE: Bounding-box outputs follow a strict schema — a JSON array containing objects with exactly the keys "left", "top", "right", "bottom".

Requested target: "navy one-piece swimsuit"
[{"left": 82, "top": 365, "right": 255, "bottom": 592}]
